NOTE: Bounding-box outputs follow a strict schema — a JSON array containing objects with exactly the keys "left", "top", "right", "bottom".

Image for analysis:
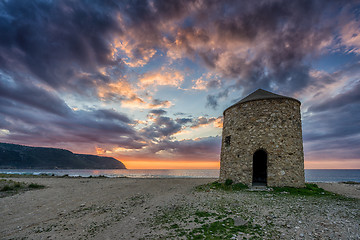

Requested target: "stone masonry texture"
[{"left": 219, "top": 98, "right": 305, "bottom": 187}]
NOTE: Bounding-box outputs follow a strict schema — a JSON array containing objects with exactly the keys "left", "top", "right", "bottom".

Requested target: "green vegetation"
[
  {"left": 147, "top": 180, "right": 360, "bottom": 239},
  {"left": 196, "top": 181, "right": 248, "bottom": 192},
  {"left": 225, "top": 179, "right": 233, "bottom": 186},
  {"left": 272, "top": 183, "right": 328, "bottom": 196},
  {"left": 195, "top": 211, "right": 215, "bottom": 218},
  {"left": 0, "top": 179, "right": 45, "bottom": 197},
  {"left": 186, "top": 218, "right": 263, "bottom": 240},
  {"left": 341, "top": 181, "right": 360, "bottom": 185},
  {"left": 197, "top": 182, "right": 353, "bottom": 200},
  {"left": 271, "top": 183, "right": 357, "bottom": 201},
  {"left": 28, "top": 183, "right": 45, "bottom": 189},
  {"left": 153, "top": 202, "right": 272, "bottom": 239},
  {"left": 1, "top": 179, "right": 23, "bottom": 192},
  {"left": 152, "top": 182, "right": 357, "bottom": 239}
]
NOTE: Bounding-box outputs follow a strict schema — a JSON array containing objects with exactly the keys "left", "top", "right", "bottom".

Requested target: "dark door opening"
[{"left": 252, "top": 150, "right": 267, "bottom": 186}]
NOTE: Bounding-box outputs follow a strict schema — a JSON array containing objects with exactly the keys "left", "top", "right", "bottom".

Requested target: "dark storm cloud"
[
  {"left": 295, "top": 60, "right": 360, "bottom": 163},
  {"left": 0, "top": 95, "right": 144, "bottom": 150},
  {"left": 0, "top": 0, "right": 352, "bottom": 99},
  {"left": 191, "top": 1, "right": 354, "bottom": 108},
  {"left": 112, "top": 0, "right": 347, "bottom": 101},
  {"left": 304, "top": 135, "right": 360, "bottom": 160},
  {"left": 206, "top": 95, "right": 219, "bottom": 109},
  {"left": 0, "top": 0, "right": 193, "bottom": 154},
  {"left": 173, "top": 112, "right": 186, "bottom": 116},
  {"left": 0, "top": 0, "right": 122, "bottom": 94},
  {"left": 149, "top": 109, "right": 167, "bottom": 116},
  {"left": 1, "top": 1, "right": 358, "bottom": 90},
  {"left": 309, "top": 82, "right": 360, "bottom": 112},
  {"left": 206, "top": 88, "right": 230, "bottom": 109},
  {"left": 0, "top": 71, "right": 138, "bottom": 148},
  {"left": 207, "top": 80, "right": 222, "bottom": 89},
  {"left": 139, "top": 113, "right": 222, "bottom": 147},
  {"left": 303, "top": 103, "right": 360, "bottom": 142},
  {"left": 302, "top": 101, "right": 360, "bottom": 161},
  {"left": 93, "top": 109, "right": 133, "bottom": 124},
  {"left": 0, "top": 0, "right": 195, "bottom": 92},
  {"left": 0, "top": 74, "right": 72, "bottom": 116},
  {"left": 140, "top": 113, "right": 220, "bottom": 144},
  {"left": 148, "top": 98, "right": 171, "bottom": 108},
  {"left": 175, "top": 118, "right": 193, "bottom": 125},
  {"left": 141, "top": 116, "right": 182, "bottom": 140}
]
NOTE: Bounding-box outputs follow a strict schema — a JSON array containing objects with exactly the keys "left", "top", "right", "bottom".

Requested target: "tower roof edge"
[{"left": 223, "top": 89, "right": 301, "bottom": 115}]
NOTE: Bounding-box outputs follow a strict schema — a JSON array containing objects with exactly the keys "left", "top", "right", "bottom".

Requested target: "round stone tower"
[{"left": 219, "top": 89, "right": 305, "bottom": 187}]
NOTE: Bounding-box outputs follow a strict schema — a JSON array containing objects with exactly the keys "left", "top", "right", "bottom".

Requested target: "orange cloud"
[
  {"left": 96, "top": 78, "right": 172, "bottom": 109},
  {"left": 192, "top": 77, "right": 207, "bottom": 90},
  {"left": 122, "top": 96, "right": 172, "bottom": 109},
  {"left": 214, "top": 117, "right": 223, "bottom": 128},
  {"left": 96, "top": 147, "right": 106, "bottom": 155},
  {"left": 97, "top": 80, "right": 135, "bottom": 100},
  {"left": 112, "top": 38, "right": 157, "bottom": 67},
  {"left": 139, "top": 69, "right": 184, "bottom": 88},
  {"left": 190, "top": 72, "right": 222, "bottom": 91},
  {"left": 190, "top": 116, "right": 223, "bottom": 129}
]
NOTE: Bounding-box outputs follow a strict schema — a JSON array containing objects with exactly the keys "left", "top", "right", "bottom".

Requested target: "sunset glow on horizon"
[
  {"left": 121, "top": 160, "right": 220, "bottom": 170},
  {"left": 0, "top": 0, "right": 359, "bottom": 169}
]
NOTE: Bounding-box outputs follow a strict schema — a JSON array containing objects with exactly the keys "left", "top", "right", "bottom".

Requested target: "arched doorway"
[{"left": 252, "top": 149, "right": 267, "bottom": 186}]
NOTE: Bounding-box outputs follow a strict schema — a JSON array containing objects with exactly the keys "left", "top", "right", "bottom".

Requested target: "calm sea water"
[{"left": 0, "top": 169, "right": 359, "bottom": 182}]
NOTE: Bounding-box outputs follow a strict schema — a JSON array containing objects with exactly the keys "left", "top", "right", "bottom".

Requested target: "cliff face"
[{"left": 0, "top": 143, "right": 126, "bottom": 169}]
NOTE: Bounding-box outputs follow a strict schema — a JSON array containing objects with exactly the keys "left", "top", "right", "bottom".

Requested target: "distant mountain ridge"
[{"left": 0, "top": 142, "right": 126, "bottom": 169}]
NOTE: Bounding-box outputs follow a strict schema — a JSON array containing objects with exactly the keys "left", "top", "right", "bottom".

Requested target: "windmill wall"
[{"left": 219, "top": 98, "right": 305, "bottom": 187}]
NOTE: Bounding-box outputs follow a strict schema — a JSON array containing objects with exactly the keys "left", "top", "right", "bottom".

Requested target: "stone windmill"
[{"left": 219, "top": 89, "right": 305, "bottom": 187}]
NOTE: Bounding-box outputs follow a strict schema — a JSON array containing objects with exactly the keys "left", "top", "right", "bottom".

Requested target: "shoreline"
[
  {"left": 1, "top": 177, "right": 359, "bottom": 239},
  {"left": 1, "top": 170, "right": 360, "bottom": 183},
  {"left": 2, "top": 172, "right": 360, "bottom": 184}
]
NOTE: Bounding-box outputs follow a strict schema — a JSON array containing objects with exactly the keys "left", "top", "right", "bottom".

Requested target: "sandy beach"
[{"left": 1, "top": 177, "right": 359, "bottom": 239}]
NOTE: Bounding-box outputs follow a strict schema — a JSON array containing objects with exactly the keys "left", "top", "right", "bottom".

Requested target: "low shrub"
[
  {"left": 225, "top": 179, "right": 233, "bottom": 186},
  {"left": 1, "top": 185, "right": 14, "bottom": 191},
  {"left": 0, "top": 180, "right": 45, "bottom": 196},
  {"left": 28, "top": 183, "right": 45, "bottom": 189}
]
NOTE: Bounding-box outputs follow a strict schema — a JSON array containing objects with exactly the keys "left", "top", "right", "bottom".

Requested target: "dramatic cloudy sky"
[{"left": 0, "top": 0, "right": 359, "bottom": 169}]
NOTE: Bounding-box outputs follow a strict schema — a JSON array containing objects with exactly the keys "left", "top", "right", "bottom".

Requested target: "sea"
[{"left": 0, "top": 169, "right": 360, "bottom": 182}]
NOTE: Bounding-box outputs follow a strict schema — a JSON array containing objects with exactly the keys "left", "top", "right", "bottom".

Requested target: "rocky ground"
[{"left": 0, "top": 177, "right": 359, "bottom": 239}]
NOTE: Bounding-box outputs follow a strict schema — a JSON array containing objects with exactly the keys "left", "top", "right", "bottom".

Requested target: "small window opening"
[{"left": 225, "top": 136, "right": 231, "bottom": 147}]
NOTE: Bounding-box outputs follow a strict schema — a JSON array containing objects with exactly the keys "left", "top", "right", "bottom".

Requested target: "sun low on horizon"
[{"left": 0, "top": 0, "right": 359, "bottom": 169}]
